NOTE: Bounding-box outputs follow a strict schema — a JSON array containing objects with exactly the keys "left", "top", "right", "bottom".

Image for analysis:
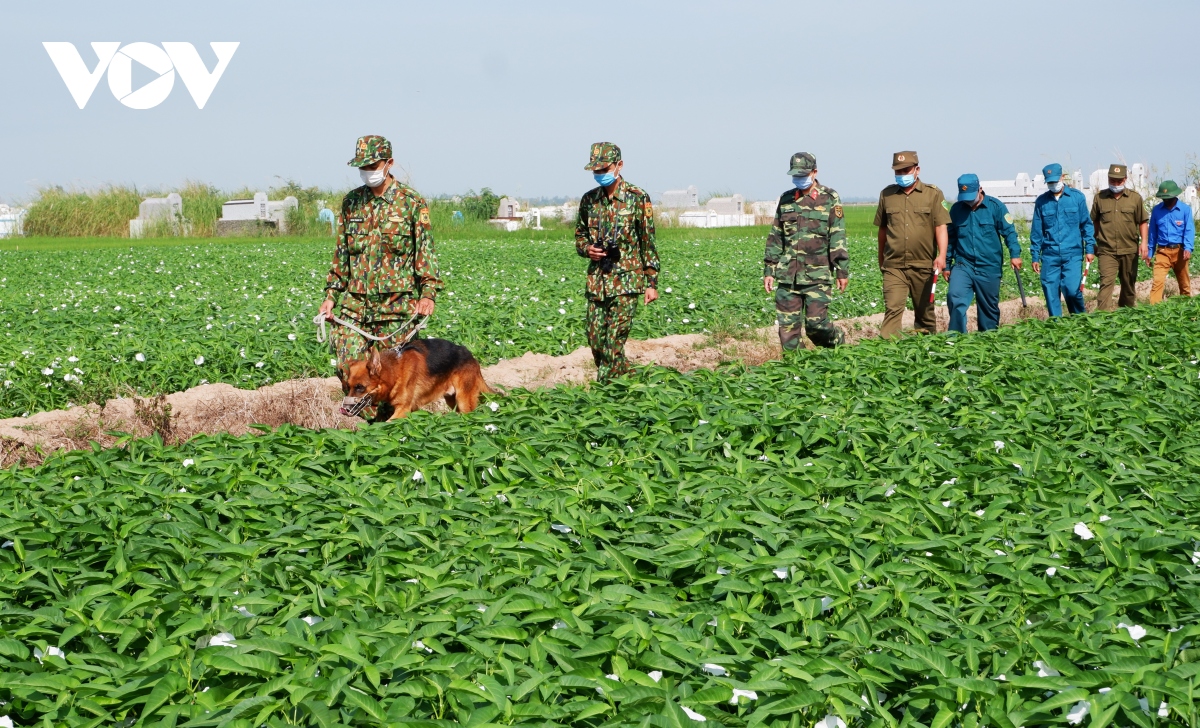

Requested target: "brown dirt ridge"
[{"left": 0, "top": 278, "right": 1187, "bottom": 467}]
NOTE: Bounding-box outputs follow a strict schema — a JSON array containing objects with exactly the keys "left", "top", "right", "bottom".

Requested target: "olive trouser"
[
  {"left": 1096, "top": 252, "right": 1138, "bottom": 310},
  {"left": 1149, "top": 247, "right": 1192, "bottom": 304},
  {"left": 586, "top": 294, "right": 639, "bottom": 382},
  {"left": 881, "top": 266, "right": 936, "bottom": 338}
]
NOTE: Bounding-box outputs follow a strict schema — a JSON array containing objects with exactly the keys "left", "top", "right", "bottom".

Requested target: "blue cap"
[
  {"left": 1043, "top": 163, "right": 1063, "bottom": 183},
  {"left": 956, "top": 173, "right": 980, "bottom": 202}
]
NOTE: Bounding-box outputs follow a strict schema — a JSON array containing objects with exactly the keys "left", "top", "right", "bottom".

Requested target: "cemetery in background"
[
  {"left": 6, "top": 159, "right": 1199, "bottom": 240},
  {"left": 7, "top": 183, "right": 528, "bottom": 239}
]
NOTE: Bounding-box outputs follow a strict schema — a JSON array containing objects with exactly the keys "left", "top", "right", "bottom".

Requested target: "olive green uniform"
[
  {"left": 1091, "top": 183, "right": 1147, "bottom": 310},
  {"left": 874, "top": 176, "right": 951, "bottom": 338}
]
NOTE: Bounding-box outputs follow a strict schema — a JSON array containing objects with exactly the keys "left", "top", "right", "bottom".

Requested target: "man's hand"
[
  {"left": 1185, "top": 250, "right": 1192, "bottom": 261},
  {"left": 1086, "top": 253, "right": 1095, "bottom": 263},
  {"left": 1140, "top": 244, "right": 1150, "bottom": 265},
  {"left": 319, "top": 299, "right": 334, "bottom": 317},
  {"left": 764, "top": 276, "right": 775, "bottom": 293},
  {"left": 942, "top": 268, "right": 950, "bottom": 282},
  {"left": 416, "top": 298, "right": 435, "bottom": 317},
  {"left": 1032, "top": 261, "right": 1041, "bottom": 274},
  {"left": 835, "top": 277, "right": 848, "bottom": 292},
  {"left": 586, "top": 244, "right": 607, "bottom": 261},
  {"left": 934, "top": 255, "right": 946, "bottom": 274},
  {"left": 644, "top": 287, "right": 658, "bottom": 305},
  {"left": 1010, "top": 258, "right": 1022, "bottom": 271}
]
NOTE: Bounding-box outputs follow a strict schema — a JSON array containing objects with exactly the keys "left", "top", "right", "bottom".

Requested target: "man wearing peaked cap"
[
  {"left": 763, "top": 152, "right": 848, "bottom": 350},
  {"left": 1091, "top": 163, "right": 1148, "bottom": 310},
  {"left": 575, "top": 142, "right": 660, "bottom": 382},
  {"left": 318, "top": 134, "right": 442, "bottom": 419},
  {"left": 1147, "top": 180, "right": 1194, "bottom": 304},
  {"left": 873, "top": 151, "right": 951, "bottom": 337},
  {"left": 944, "top": 174, "right": 1021, "bottom": 333},
  {"left": 1030, "top": 163, "right": 1094, "bottom": 317}
]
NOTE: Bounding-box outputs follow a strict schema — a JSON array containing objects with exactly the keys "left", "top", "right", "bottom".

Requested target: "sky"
[{"left": 2, "top": 0, "right": 1196, "bottom": 205}]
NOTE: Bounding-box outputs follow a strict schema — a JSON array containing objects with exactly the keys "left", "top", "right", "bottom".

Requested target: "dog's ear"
[{"left": 367, "top": 348, "right": 381, "bottom": 378}]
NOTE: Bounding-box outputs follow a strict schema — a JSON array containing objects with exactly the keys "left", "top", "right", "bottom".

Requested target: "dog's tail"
[{"left": 479, "top": 372, "right": 504, "bottom": 396}]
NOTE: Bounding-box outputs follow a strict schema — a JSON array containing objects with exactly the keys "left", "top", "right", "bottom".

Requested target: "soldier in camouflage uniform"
[
  {"left": 576, "top": 142, "right": 660, "bottom": 382},
  {"left": 319, "top": 135, "right": 443, "bottom": 418},
  {"left": 763, "top": 152, "right": 848, "bottom": 350}
]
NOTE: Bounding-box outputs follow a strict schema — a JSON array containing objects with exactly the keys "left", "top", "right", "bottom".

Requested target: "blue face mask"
[
  {"left": 594, "top": 172, "right": 617, "bottom": 187},
  {"left": 895, "top": 174, "right": 916, "bottom": 188},
  {"left": 792, "top": 174, "right": 814, "bottom": 190},
  {"left": 1048, "top": 181, "right": 1064, "bottom": 193}
]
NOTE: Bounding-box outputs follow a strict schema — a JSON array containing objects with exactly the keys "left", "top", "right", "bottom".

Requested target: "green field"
[
  {"left": 2, "top": 299, "right": 1198, "bottom": 727},
  {"left": 0, "top": 226, "right": 880, "bottom": 419}
]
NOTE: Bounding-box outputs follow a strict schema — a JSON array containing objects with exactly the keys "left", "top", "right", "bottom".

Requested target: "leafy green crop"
[
  {"left": 3, "top": 301, "right": 1199, "bottom": 727},
  {"left": 0, "top": 230, "right": 884, "bottom": 418}
]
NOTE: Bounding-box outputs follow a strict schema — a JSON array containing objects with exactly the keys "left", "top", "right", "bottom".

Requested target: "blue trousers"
[
  {"left": 1039, "top": 252, "right": 1085, "bottom": 317},
  {"left": 947, "top": 264, "right": 1001, "bottom": 333}
]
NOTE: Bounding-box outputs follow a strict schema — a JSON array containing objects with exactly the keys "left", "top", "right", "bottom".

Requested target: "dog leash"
[{"left": 314, "top": 311, "right": 428, "bottom": 347}]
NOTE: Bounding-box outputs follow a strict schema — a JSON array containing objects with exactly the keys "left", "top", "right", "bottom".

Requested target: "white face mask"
[
  {"left": 1109, "top": 184, "right": 1125, "bottom": 194},
  {"left": 360, "top": 166, "right": 388, "bottom": 188},
  {"left": 1048, "top": 181, "right": 1064, "bottom": 193}
]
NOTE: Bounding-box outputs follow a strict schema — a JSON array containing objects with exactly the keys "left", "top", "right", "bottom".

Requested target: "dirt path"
[{"left": 1, "top": 278, "right": 1188, "bottom": 466}]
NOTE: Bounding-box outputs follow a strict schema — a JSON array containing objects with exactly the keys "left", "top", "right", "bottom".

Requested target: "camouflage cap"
[
  {"left": 892, "top": 151, "right": 919, "bottom": 170},
  {"left": 348, "top": 135, "right": 393, "bottom": 168},
  {"left": 788, "top": 152, "right": 817, "bottom": 176},
  {"left": 1108, "top": 164, "right": 1127, "bottom": 179},
  {"left": 585, "top": 142, "right": 622, "bottom": 170}
]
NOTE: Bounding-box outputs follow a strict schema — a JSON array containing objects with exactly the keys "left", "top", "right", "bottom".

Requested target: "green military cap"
[
  {"left": 788, "top": 152, "right": 817, "bottom": 176},
  {"left": 1157, "top": 180, "right": 1184, "bottom": 199},
  {"left": 1108, "top": 164, "right": 1127, "bottom": 179},
  {"left": 892, "top": 151, "right": 919, "bottom": 170},
  {"left": 585, "top": 142, "right": 622, "bottom": 170},
  {"left": 348, "top": 135, "right": 393, "bottom": 168}
]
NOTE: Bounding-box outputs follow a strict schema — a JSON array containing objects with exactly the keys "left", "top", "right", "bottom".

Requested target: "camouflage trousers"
[
  {"left": 586, "top": 294, "right": 639, "bottom": 382},
  {"left": 775, "top": 281, "right": 844, "bottom": 350},
  {"left": 327, "top": 299, "right": 418, "bottom": 420}
]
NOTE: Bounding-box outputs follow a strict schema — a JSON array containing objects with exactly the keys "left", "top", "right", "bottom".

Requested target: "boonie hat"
[
  {"left": 892, "top": 151, "right": 919, "bottom": 170},
  {"left": 956, "top": 174, "right": 981, "bottom": 202},
  {"left": 585, "top": 142, "right": 622, "bottom": 170},
  {"left": 1042, "top": 163, "right": 1063, "bottom": 183},
  {"left": 1108, "top": 164, "right": 1127, "bottom": 179},
  {"left": 1157, "top": 180, "right": 1183, "bottom": 199},
  {"left": 788, "top": 152, "right": 817, "bottom": 176},
  {"left": 349, "top": 135, "right": 392, "bottom": 168}
]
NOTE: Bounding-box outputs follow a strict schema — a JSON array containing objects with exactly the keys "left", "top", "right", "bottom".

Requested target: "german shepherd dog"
[{"left": 339, "top": 338, "right": 493, "bottom": 421}]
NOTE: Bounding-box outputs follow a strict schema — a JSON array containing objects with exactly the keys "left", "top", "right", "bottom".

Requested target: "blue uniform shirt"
[
  {"left": 1148, "top": 200, "right": 1194, "bottom": 255},
  {"left": 947, "top": 195, "right": 1020, "bottom": 272},
  {"left": 1030, "top": 187, "right": 1094, "bottom": 262}
]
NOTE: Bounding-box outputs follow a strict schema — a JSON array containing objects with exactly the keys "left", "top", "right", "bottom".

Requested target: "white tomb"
[
  {"left": 488, "top": 197, "right": 543, "bottom": 231},
  {"left": 678, "top": 193, "right": 754, "bottom": 228},
  {"left": 660, "top": 186, "right": 699, "bottom": 209},
  {"left": 129, "top": 193, "right": 184, "bottom": 238},
  {"left": 218, "top": 192, "right": 298, "bottom": 234},
  {"left": 0, "top": 204, "right": 27, "bottom": 238}
]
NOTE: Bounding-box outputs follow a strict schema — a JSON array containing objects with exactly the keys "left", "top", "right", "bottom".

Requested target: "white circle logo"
[{"left": 106, "top": 42, "right": 175, "bottom": 109}]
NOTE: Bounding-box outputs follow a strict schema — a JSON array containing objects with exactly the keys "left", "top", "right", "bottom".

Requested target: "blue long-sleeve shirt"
[
  {"left": 1030, "top": 187, "right": 1094, "bottom": 262},
  {"left": 1148, "top": 200, "right": 1194, "bottom": 255},
  {"left": 947, "top": 195, "right": 1020, "bottom": 273}
]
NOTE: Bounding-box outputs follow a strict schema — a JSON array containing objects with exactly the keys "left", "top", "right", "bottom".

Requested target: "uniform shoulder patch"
[
  {"left": 941, "top": 200, "right": 951, "bottom": 211},
  {"left": 1004, "top": 213, "right": 1013, "bottom": 224},
  {"left": 419, "top": 207, "right": 431, "bottom": 226},
  {"left": 833, "top": 204, "right": 844, "bottom": 218}
]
